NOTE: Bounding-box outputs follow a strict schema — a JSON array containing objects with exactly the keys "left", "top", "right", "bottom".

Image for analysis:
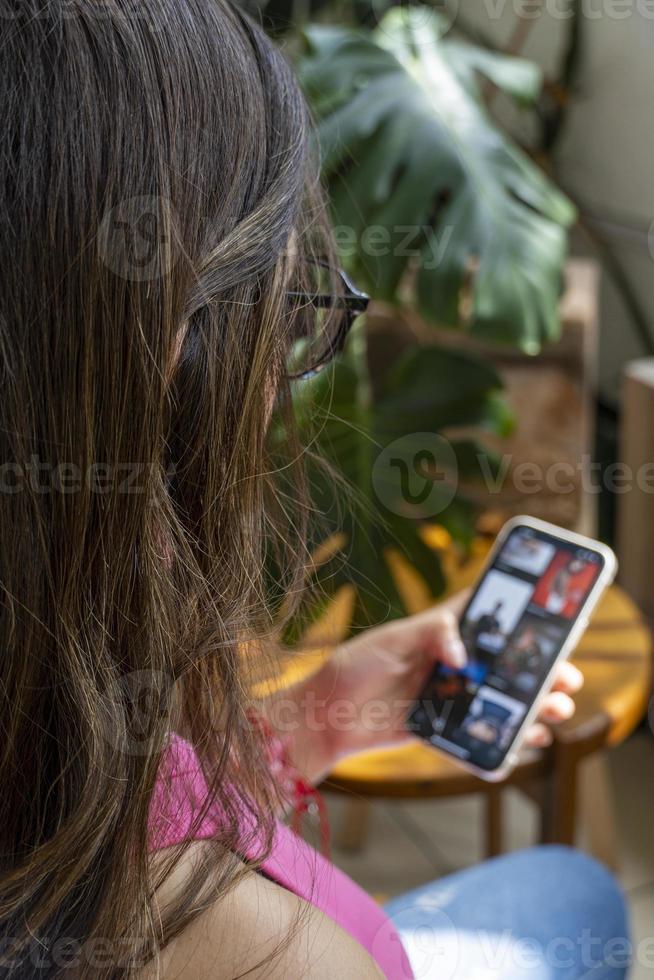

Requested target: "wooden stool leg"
[
  {"left": 540, "top": 746, "right": 579, "bottom": 845},
  {"left": 579, "top": 753, "right": 619, "bottom": 871},
  {"left": 485, "top": 787, "right": 503, "bottom": 857},
  {"left": 539, "top": 727, "right": 609, "bottom": 847},
  {"left": 335, "top": 798, "right": 371, "bottom": 852}
]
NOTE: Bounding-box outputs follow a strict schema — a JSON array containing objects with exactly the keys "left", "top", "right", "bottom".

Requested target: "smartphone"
[{"left": 407, "top": 516, "right": 617, "bottom": 781}]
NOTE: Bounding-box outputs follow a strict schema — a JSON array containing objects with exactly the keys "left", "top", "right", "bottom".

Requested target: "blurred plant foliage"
[
  {"left": 300, "top": 8, "right": 576, "bottom": 349},
  {"left": 279, "top": 328, "right": 513, "bottom": 635},
  {"left": 252, "top": 2, "right": 577, "bottom": 633}
]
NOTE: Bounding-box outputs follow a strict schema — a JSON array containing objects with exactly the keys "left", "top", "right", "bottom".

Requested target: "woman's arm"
[
  {"left": 268, "top": 592, "right": 584, "bottom": 784},
  {"left": 265, "top": 595, "right": 469, "bottom": 783}
]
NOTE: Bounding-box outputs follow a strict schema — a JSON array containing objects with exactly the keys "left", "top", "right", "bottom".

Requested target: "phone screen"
[{"left": 408, "top": 524, "right": 607, "bottom": 772}]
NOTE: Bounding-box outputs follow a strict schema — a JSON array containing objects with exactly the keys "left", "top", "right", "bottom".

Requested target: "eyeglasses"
[{"left": 285, "top": 264, "right": 370, "bottom": 381}]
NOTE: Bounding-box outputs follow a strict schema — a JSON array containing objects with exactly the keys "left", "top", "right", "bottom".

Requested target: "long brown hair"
[{"left": 0, "top": 1, "right": 333, "bottom": 974}]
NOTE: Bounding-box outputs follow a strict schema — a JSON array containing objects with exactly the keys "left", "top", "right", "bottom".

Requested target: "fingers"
[
  {"left": 416, "top": 596, "right": 584, "bottom": 724},
  {"left": 550, "top": 659, "right": 584, "bottom": 695},
  {"left": 525, "top": 690, "right": 576, "bottom": 749},
  {"left": 524, "top": 664, "right": 583, "bottom": 751},
  {"left": 537, "top": 690, "right": 576, "bottom": 724},
  {"left": 524, "top": 722, "right": 553, "bottom": 749},
  {"left": 433, "top": 609, "right": 467, "bottom": 669},
  {"left": 413, "top": 591, "right": 470, "bottom": 670},
  {"left": 536, "top": 661, "right": 583, "bottom": 723}
]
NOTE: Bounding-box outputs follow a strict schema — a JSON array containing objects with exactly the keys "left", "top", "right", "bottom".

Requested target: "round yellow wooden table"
[{"left": 320, "top": 547, "right": 652, "bottom": 865}]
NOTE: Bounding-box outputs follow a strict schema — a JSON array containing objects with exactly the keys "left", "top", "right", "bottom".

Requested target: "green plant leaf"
[
  {"left": 299, "top": 7, "right": 577, "bottom": 351},
  {"left": 423, "top": 39, "right": 543, "bottom": 105}
]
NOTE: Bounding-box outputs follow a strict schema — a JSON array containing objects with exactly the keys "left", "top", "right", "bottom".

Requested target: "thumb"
[
  {"left": 416, "top": 606, "right": 467, "bottom": 670},
  {"left": 436, "top": 610, "right": 467, "bottom": 670}
]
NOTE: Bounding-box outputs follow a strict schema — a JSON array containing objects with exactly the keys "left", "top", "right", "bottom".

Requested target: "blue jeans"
[{"left": 384, "top": 846, "right": 630, "bottom": 980}]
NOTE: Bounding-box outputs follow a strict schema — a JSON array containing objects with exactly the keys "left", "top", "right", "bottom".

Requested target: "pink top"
[{"left": 148, "top": 734, "right": 412, "bottom": 979}]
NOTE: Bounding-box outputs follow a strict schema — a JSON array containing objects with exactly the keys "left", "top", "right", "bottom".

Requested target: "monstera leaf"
[
  {"left": 280, "top": 326, "right": 513, "bottom": 634},
  {"left": 299, "top": 8, "right": 577, "bottom": 351}
]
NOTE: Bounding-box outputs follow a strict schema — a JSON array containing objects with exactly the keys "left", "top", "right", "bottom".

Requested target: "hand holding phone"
[{"left": 408, "top": 516, "right": 617, "bottom": 781}]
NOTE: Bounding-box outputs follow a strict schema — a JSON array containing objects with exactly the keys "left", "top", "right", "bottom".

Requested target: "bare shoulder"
[{"left": 142, "top": 842, "right": 384, "bottom": 980}]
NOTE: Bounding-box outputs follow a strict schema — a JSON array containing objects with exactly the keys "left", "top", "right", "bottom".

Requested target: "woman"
[{"left": 0, "top": 1, "right": 629, "bottom": 977}]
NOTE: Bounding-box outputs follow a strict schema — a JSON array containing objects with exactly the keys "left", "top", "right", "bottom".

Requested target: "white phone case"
[{"left": 429, "top": 515, "right": 617, "bottom": 782}]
